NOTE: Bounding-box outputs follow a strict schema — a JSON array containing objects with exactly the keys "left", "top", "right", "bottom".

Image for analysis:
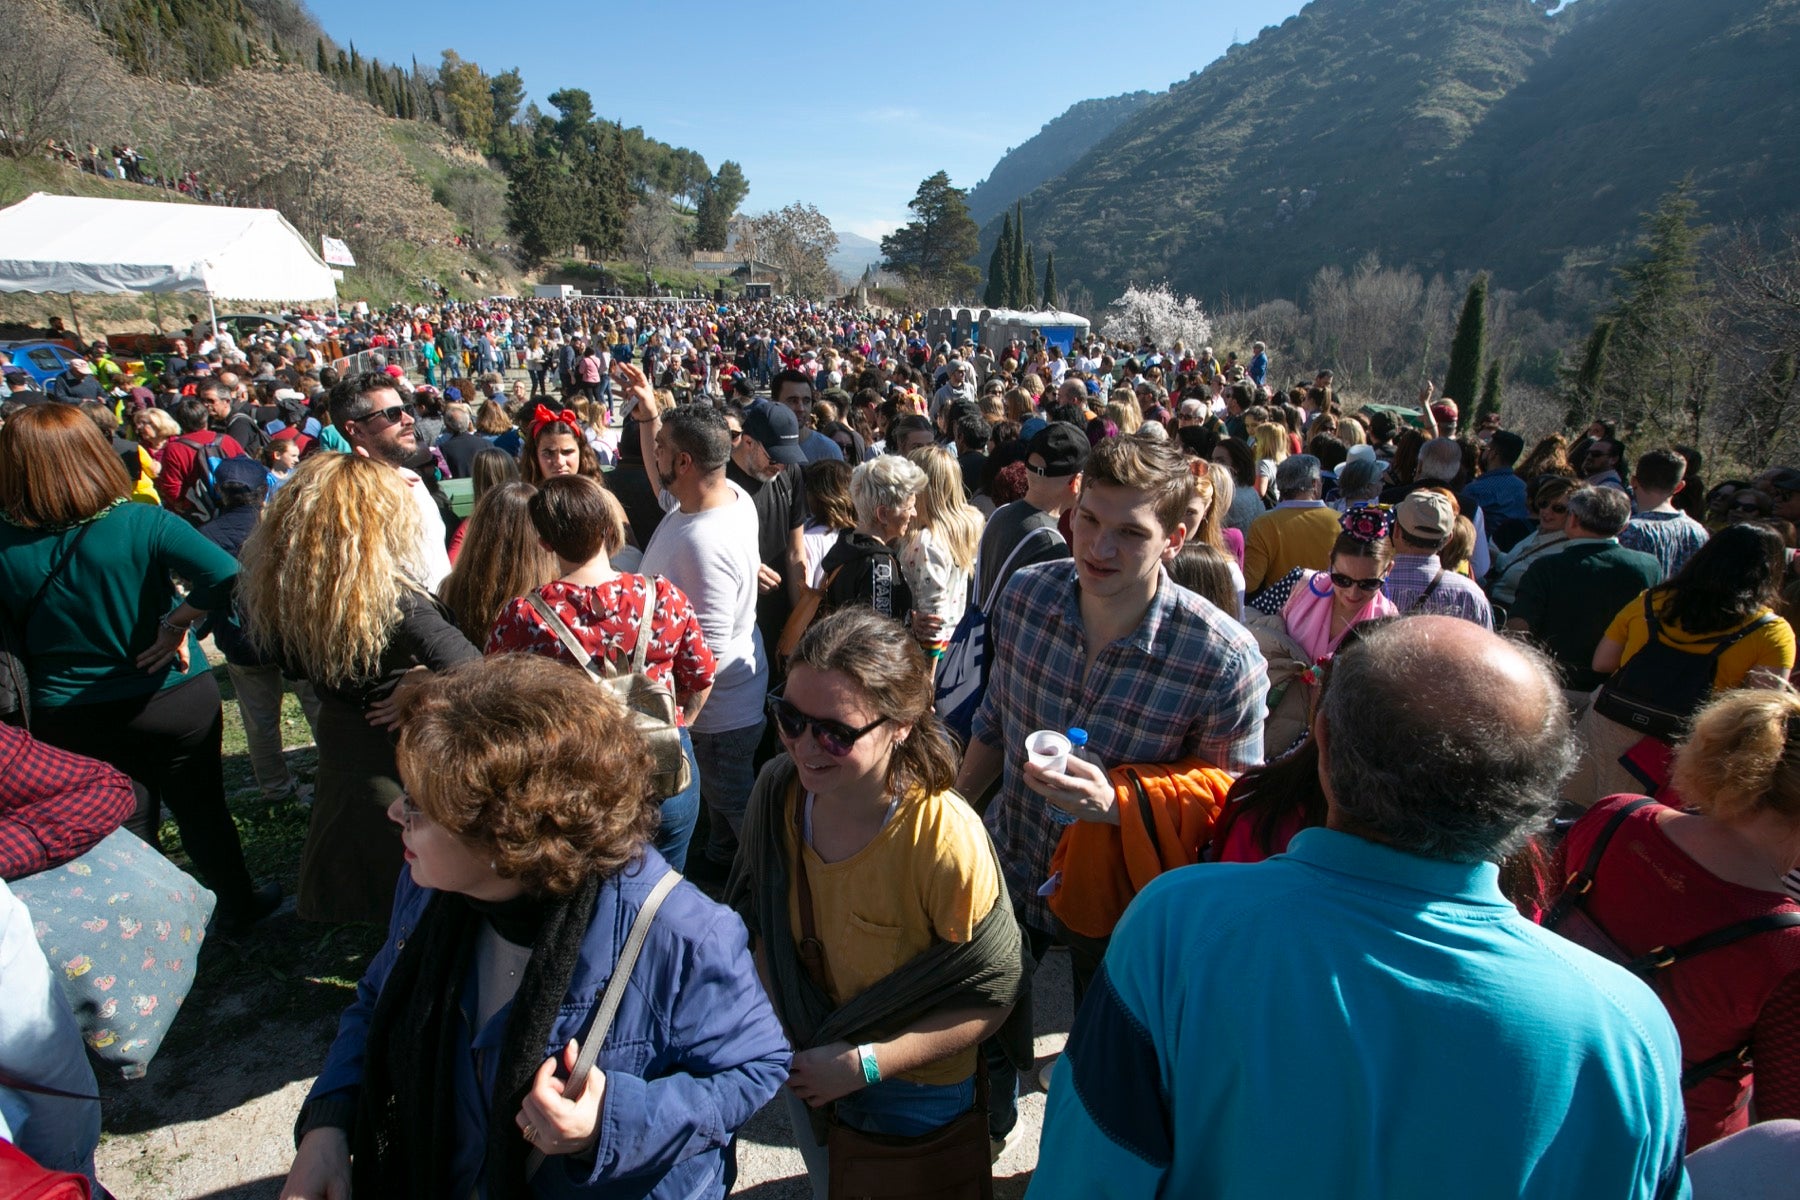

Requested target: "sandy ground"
[{"left": 94, "top": 935, "right": 1071, "bottom": 1199}]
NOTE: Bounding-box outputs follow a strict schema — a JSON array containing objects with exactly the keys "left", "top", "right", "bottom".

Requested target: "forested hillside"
[
  {"left": 979, "top": 0, "right": 1800, "bottom": 313},
  {"left": 964, "top": 92, "right": 1156, "bottom": 228}
]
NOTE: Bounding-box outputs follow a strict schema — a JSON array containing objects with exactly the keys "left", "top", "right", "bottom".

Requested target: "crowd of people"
[{"left": 3, "top": 293, "right": 1800, "bottom": 1199}]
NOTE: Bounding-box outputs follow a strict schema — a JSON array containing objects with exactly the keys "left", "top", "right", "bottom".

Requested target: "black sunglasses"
[
  {"left": 1328, "top": 571, "right": 1386, "bottom": 593},
  {"left": 353, "top": 402, "right": 409, "bottom": 427},
  {"left": 767, "top": 694, "right": 889, "bottom": 757}
]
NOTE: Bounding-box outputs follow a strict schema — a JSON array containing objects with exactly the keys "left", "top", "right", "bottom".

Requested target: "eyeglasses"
[
  {"left": 766, "top": 694, "right": 889, "bottom": 757},
  {"left": 1546, "top": 503, "right": 1569, "bottom": 514},
  {"left": 1328, "top": 571, "right": 1386, "bottom": 592},
  {"left": 1732, "top": 501, "right": 1767, "bottom": 513},
  {"left": 397, "top": 793, "right": 424, "bottom": 827},
  {"left": 354, "top": 402, "right": 409, "bottom": 427}
]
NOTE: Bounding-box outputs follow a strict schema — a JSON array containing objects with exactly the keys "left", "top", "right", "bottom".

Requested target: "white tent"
[{"left": 0, "top": 193, "right": 337, "bottom": 331}]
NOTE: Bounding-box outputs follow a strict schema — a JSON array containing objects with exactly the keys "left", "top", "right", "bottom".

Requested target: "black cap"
[
  {"left": 1026, "top": 421, "right": 1089, "bottom": 477},
  {"left": 741, "top": 400, "right": 806, "bottom": 465}
]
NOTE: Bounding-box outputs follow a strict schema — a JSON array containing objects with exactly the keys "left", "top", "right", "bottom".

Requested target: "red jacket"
[{"left": 155, "top": 429, "right": 246, "bottom": 515}]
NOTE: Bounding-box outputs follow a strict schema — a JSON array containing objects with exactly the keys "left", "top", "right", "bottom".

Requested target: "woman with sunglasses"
[
  {"left": 1487, "top": 475, "right": 1577, "bottom": 614},
  {"left": 729, "top": 608, "right": 1025, "bottom": 1199},
  {"left": 1243, "top": 511, "right": 1398, "bottom": 758}
]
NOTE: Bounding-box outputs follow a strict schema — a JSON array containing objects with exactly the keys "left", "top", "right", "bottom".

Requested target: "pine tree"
[
  {"left": 315, "top": 36, "right": 327, "bottom": 73},
  {"left": 1042, "top": 251, "right": 1058, "bottom": 308},
  {"left": 984, "top": 219, "right": 1010, "bottom": 308},
  {"left": 1444, "top": 272, "right": 1489, "bottom": 411},
  {"left": 1476, "top": 358, "right": 1503, "bottom": 425}
]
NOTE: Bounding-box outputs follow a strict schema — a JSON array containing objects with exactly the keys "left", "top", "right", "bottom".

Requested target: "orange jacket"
[{"left": 1047, "top": 756, "right": 1235, "bottom": 939}]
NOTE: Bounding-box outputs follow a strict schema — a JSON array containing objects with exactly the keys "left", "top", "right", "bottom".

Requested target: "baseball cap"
[
  {"left": 1026, "top": 421, "right": 1090, "bottom": 477},
  {"left": 1395, "top": 490, "right": 1456, "bottom": 541},
  {"left": 741, "top": 400, "right": 805, "bottom": 466},
  {"left": 213, "top": 455, "right": 269, "bottom": 497},
  {"left": 70, "top": 358, "right": 94, "bottom": 375},
  {"left": 1765, "top": 467, "right": 1800, "bottom": 494}
]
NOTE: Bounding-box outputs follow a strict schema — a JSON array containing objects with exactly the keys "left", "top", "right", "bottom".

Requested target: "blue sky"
[{"left": 304, "top": 0, "right": 1309, "bottom": 240}]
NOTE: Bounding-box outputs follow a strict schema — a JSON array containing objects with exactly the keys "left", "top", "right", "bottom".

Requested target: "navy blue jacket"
[{"left": 307, "top": 851, "right": 790, "bottom": 1198}]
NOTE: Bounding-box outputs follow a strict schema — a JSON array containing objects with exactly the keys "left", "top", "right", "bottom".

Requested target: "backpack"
[
  {"left": 1545, "top": 798, "right": 1800, "bottom": 1090},
  {"left": 173, "top": 435, "right": 232, "bottom": 522},
  {"left": 525, "top": 587, "right": 690, "bottom": 799},
  {"left": 933, "top": 525, "right": 1062, "bottom": 745},
  {"left": 1591, "top": 596, "right": 1776, "bottom": 741}
]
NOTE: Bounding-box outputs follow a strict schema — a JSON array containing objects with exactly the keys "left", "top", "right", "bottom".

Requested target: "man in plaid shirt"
[{"left": 956, "top": 434, "right": 1267, "bottom": 1143}]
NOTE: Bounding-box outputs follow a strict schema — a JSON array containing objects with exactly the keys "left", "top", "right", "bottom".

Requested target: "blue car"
[{"left": 0, "top": 340, "right": 81, "bottom": 387}]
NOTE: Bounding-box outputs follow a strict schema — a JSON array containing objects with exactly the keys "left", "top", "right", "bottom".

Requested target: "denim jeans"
[
  {"left": 783, "top": 1076, "right": 977, "bottom": 1200},
  {"left": 688, "top": 719, "right": 765, "bottom": 868},
  {"left": 653, "top": 729, "right": 701, "bottom": 872}
]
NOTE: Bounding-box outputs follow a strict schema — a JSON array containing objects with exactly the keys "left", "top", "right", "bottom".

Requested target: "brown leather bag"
[{"left": 790, "top": 798, "right": 996, "bottom": 1200}]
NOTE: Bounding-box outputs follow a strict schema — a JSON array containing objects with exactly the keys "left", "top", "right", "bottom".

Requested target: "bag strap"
[
  {"left": 1628, "top": 911, "right": 1800, "bottom": 974},
  {"left": 1683, "top": 1043, "right": 1754, "bottom": 1091},
  {"left": 1127, "top": 769, "right": 1164, "bottom": 863},
  {"left": 626, "top": 578, "right": 658, "bottom": 677},
  {"left": 981, "top": 524, "right": 1061, "bottom": 613},
  {"left": 790, "top": 789, "right": 831, "bottom": 994},
  {"left": 524, "top": 868, "right": 681, "bottom": 1179},
  {"left": 525, "top": 591, "right": 602, "bottom": 683},
  {"left": 1406, "top": 568, "right": 1447, "bottom": 614},
  {"left": 0, "top": 1064, "right": 100, "bottom": 1103},
  {"left": 1544, "top": 797, "right": 1656, "bottom": 928},
  {"left": 2, "top": 520, "right": 96, "bottom": 633},
  {"left": 1701, "top": 613, "right": 1779, "bottom": 664}
]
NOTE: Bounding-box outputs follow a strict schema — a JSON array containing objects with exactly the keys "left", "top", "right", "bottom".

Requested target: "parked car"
[{"left": 0, "top": 340, "right": 81, "bottom": 387}]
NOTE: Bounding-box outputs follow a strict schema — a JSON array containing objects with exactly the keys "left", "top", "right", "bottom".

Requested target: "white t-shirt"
[
  {"left": 398, "top": 465, "right": 451, "bottom": 590},
  {"left": 640, "top": 480, "right": 768, "bottom": 733}
]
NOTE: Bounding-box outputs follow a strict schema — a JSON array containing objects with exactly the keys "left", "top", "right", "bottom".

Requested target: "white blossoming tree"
[{"left": 1101, "top": 283, "right": 1214, "bottom": 350}]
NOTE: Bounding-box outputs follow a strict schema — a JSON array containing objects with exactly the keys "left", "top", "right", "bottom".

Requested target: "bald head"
[{"left": 1318, "top": 616, "right": 1574, "bottom": 862}]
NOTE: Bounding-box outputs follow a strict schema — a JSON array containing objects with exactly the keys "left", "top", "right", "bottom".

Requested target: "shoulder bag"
[
  {"left": 526, "top": 587, "right": 691, "bottom": 798},
  {"left": 789, "top": 799, "right": 995, "bottom": 1200}
]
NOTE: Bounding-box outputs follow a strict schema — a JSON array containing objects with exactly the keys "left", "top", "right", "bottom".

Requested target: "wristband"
[
  {"left": 159, "top": 615, "right": 192, "bottom": 635},
  {"left": 857, "top": 1042, "right": 882, "bottom": 1086}
]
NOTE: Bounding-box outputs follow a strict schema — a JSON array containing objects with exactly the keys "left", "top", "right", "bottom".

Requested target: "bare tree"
[
  {"left": 0, "top": 2, "right": 108, "bottom": 159},
  {"left": 623, "top": 194, "right": 678, "bottom": 289}
]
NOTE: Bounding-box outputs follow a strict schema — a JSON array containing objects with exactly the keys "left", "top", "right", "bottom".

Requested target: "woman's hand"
[
  {"left": 787, "top": 1041, "right": 867, "bottom": 1108},
  {"left": 279, "top": 1127, "right": 351, "bottom": 1200},
  {"left": 908, "top": 610, "right": 944, "bottom": 643},
  {"left": 1023, "top": 754, "right": 1119, "bottom": 825},
  {"left": 516, "top": 1039, "right": 605, "bottom": 1158},
  {"left": 365, "top": 666, "right": 429, "bottom": 731},
  {"left": 136, "top": 623, "right": 191, "bottom": 673}
]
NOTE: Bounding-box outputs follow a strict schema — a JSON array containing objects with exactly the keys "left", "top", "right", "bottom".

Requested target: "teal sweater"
[{"left": 0, "top": 503, "right": 239, "bottom": 708}]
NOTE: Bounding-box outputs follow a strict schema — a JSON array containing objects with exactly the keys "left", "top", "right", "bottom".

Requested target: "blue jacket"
[
  {"left": 307, "top": 852, "right": 790, "bottom": 1199},
  {"left": 1032, "top": 828, "right": 1690, "bottom": 1200}
]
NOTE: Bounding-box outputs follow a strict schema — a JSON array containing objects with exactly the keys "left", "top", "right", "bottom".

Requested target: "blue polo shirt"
[{"left": 1032, "top": 828, "right": 1690, "bottom": 1200}]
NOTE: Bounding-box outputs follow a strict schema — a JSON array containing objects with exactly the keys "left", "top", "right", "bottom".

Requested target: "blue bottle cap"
[{"left": 1066, "top": 727, "right": 1089, "bottom": 747}]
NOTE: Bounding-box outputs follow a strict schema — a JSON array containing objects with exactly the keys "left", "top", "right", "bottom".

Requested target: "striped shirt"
[{"left": 973, "top": 560, "right": 1268, "bottom": 933}]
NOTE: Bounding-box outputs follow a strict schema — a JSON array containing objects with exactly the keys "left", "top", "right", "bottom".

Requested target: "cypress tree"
[
  {"left": 1023, "top": 245, "right": 1037, "bottom": 309},
  {"left": 985, "top": 215, "right": 1012, "bottom": 308},
  {"left": 1477, "top": 358, "right": 1503, "bottom": 425},
  {"left": 1042, "top": 251, "right": 1058, "bottom": 308},
  {"left": 315, "top": 36, "right": 327, "bottom": 73},
  {"left": 1011, "top": 203, "right": 1028, "bottom": 309},
  {"left": 1567, "top": 318, "right": 1613, "bottom": 427},
  {"left": 1444, "top": 272, "right": 1488, "bottom": 411}
]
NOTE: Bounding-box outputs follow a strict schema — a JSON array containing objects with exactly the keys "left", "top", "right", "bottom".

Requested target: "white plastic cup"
[{"left": 1026, "top": 730, "right": 1072, "bottom": 776}]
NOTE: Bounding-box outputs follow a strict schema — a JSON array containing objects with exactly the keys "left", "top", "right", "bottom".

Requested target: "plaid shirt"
[
  {"left": 1383, "top": 553, "right": 1494, "bottom": 629},
  {"left": 0, "top": 724, "right": 136, "bottom": 880},
  {"left": 974, "top": 561, "right": 1268, "bottom": 933}
]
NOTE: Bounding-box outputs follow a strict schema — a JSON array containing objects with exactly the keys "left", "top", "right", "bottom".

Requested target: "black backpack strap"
[
  {"left": 1702, "top": 613, "right": 1779, "bottom": 664},
  {"left": 1682, "top": 1043, "right": 1753, "bottom": 1091},
  {"left": 1626, "top": 910, "right": 1800, "bottom": 974},
  {"left": 1544, "top": 797, "right": 1656, "bottom": 928}
]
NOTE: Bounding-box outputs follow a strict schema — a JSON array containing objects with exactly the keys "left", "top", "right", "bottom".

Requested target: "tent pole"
[
  {"left": 67, "top": 295, "right": 83, "bottom": 344},
  {"left": 207, "top": 293, "right": 218, "bottom": 349}
]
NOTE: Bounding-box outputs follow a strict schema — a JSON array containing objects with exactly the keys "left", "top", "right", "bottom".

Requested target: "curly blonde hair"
[
  {"left": 398, "top": 654, "right": 658, "bottom": 895},
  {"left": 1672, "top": 686, "right": 1800, "bottom": 824},
  {"left": 238, "top": 453, "right": 424, "bottom": 688}
]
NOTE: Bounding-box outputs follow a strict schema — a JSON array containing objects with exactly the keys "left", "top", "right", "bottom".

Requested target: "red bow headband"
[{"left": 529, "top": 404, "right": 581, "bottom": 439}]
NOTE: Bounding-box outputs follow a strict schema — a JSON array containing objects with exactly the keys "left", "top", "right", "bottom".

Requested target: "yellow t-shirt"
[
  {"left": 1604, "top": 591, "right": 1796, "bottom": 690},
  {"left": 785, "top": 783, "right": 1001, "bottom": 1085}
]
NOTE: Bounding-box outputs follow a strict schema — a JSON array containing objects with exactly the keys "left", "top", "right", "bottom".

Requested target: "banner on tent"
[{"left": 321, "top": 237, "right": 356, "bottom": 267}]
